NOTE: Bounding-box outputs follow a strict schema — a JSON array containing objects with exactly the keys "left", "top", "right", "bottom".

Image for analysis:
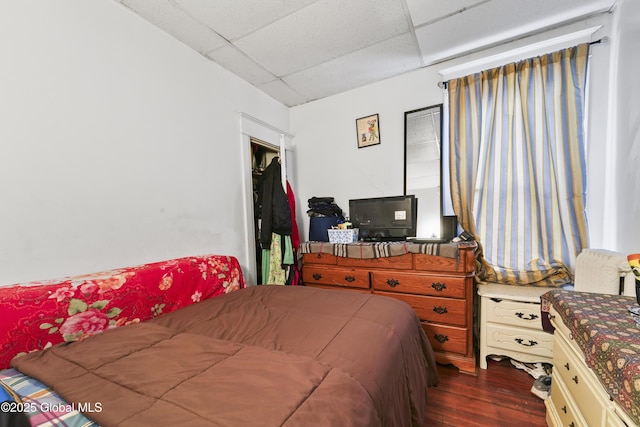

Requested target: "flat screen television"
[{"left": 349, "top": 195, "right": 417, "bottom": 241}]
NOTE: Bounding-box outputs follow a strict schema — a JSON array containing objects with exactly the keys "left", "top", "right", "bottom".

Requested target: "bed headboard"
[{"left": 0, "top": 255, "right": 245, "bottom": 369}]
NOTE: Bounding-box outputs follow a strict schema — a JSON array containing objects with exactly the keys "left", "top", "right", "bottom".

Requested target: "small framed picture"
[{"left": 356, "top": 114, "right": 381, "bottom": 148}]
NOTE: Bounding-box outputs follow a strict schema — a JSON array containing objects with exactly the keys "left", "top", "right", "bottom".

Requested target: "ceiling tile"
[
  {"left": 121, "top": 0, "right": 227, "bottom": 53},
  {"left": 415, "top": 0, "right": 616, "bottom": 65},
  {"left": 206, "top": 45, "right": 276, "bottom": 86},
  {"left": 234, "top": 0, "right": 412, "bottom": 77},
  {"left": 257, "top": 80, "right": 308, "bottom": 107},
  {"left": 405, "top": 0, "right": 488, "bottom": 26},
  {"left": 283, "top": 33, "right": 422, "bottom": 101},
  {"left": 175, "top": 0, "right": 317, "bottom": 41}
]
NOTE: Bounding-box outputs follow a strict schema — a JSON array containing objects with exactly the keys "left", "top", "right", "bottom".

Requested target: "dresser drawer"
[
  {"left": 485, "top": 298, "right": 543, "bottom": 330},
  {"left": 414, "top": 253, "right": 461, "bottom": 273},
  {"left": 421, "top": 323, "right": 468, "bottom": 354},
  {"left": 548, "top": 372, "right": 588, "bottom": 427},
  {"left": 371, "top": 271, "right": 466, "bottom": 298},
  {"left": 338, "top": 253, "right": 412, "bottom": 270},
  {"left": 375, "top": 291, "right": 466, "bottom": 326},
  {"left": 485, "top": 323, "right": 553, "bottom": 357},
  {"left": 414, "top": 246, "right": 475, "bottom": 274},
  {"left": 554, "top": 332, "right": 606, "bottom": 426},
  {"left": 302, "top": 266, "right": 370, "bottom": 289},
  {"left": 302, "top": 253, "right": 337, "bottom": 265}
]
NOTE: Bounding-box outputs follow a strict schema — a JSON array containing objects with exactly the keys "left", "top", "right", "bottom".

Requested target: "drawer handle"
[
  {"left": 514, "top": 338, "right": 537, "bottom": 347},
  {"left": 515, "top": 312, "right": 539, "bottom": 321},
  {"left": 316, "top": 253, "right": 323, "bottom": 259},
  {"left": 431, "top": 282, "right": 447, "bottom": 291},
  {"left": 562, "top": 406, "right": 567, "bottom": 414},
  {"left": 433, "top": 306, "right": 448, "bottom": 315},
  {"left": 569, "top": 423, "right": 575, "bottom": 427},
  {"left": 312, "top": 273, "right": 322, "bottom": 280},
  {"left": 344, "top": 275, "right": 356, "bottom": 283},
  {"left": 434, "top": 334, "right": 449, "bottom": 343},
  {"left": 386, "top": 279, "right": 400, "bottom": 288},
  {"left": 572, "top": 375, "right": 579, "bottom": 385},
  {"left": 564, "top": 362, "right": 570, "bottom": 371}
]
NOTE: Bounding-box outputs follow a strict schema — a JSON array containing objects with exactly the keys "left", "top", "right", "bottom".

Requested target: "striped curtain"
[{"left": 448, "top": 44, "right": 590, "bottom": 286}]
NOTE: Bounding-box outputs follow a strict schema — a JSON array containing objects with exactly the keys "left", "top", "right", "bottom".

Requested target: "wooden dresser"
[{"left": 301, "top": 242, "right": 477, "bottom": 374}]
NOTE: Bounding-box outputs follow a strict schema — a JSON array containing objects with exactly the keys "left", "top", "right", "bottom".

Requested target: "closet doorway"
[
  {"left": 237, "top": 112, "right": 293, "bottom": 286},
  {"left": 250, "top": 137, "right": 280, "bottom": 285}
]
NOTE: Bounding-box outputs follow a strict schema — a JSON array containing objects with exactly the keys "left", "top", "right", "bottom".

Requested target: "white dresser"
[
  {"left": 545, "top": 306, "right": 634, "bottom": 427},
  {"left": 477, "top": 283, "right": 553, "bottom": 369}
]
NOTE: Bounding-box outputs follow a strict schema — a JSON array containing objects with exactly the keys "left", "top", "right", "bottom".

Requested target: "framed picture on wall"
[{"left": 356, "top": 114, "right": 381, "bottom": 148}]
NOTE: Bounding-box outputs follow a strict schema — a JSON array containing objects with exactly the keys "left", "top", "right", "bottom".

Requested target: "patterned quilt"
[
  {"left": 541, "top": 290, "right": 640, "bottom": 424},
  {"left": 0, "top": 255, "right": 245, "bottom": 369}
]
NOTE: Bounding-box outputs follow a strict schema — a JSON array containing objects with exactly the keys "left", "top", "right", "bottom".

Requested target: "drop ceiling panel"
[
  {"left": 405, "top": 0, "right": 488, "bottom": 26},
  {"left": 415, "top": 0, "right": 615, "bottom": 65},
  {"left": 283, "top": 33, "right": 422, "bottom": 101},
  {"left": 206, "top": 45, "right": 276, "bottom": 86},
  {"left": 115, "top": 0, "right": 617, "bottom": 106},
  {"left": 121, "top": 0, "right": 227, "bottom": 54},
  {"left": 258, "top": 79, "right": 308, "bottom": 107},
  {"left": 174, "top": 0, "right": 317, "bottom": 41},
  {"left": 234, "top": 0, "right": 413, "bottom": 77}
]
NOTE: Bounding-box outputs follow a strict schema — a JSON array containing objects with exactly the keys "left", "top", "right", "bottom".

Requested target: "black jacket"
[{"left": 257, "top": 157, "right": 291, "bottom": 248}]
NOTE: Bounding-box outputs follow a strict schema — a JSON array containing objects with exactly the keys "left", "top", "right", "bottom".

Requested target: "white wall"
[
  {"left": 290, "top": 67, "right": 445, "bottom": 238},
  {"left": 608, "top": 0, "right": 640, "bottom": 254},
  {"left": 291, "top": 11, "right": 638, "bottom": 254},
  {"left": 0, "top": 0, "right": 289, "bottom": 285}
]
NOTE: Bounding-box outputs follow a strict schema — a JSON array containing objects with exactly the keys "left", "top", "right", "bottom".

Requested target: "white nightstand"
[{"left": 477, "top": 282, "right": 553, "bottom": 369}]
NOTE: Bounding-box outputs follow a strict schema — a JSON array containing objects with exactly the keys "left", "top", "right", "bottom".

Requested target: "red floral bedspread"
[
  {"left": 0, "top": 255, "right": 245, "bottom": 369},
  {"left": 541, "top": 290, "right": 640, "bottom": 425}
]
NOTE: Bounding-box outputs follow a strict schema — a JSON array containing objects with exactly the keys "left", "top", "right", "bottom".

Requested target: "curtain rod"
[{"left": 437, "top": 37, "right": 607, "bottom": 90}]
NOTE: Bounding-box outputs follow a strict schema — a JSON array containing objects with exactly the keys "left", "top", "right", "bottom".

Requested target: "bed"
[{"left": 0, "top": 255, "right": 438, "bottom": 426}]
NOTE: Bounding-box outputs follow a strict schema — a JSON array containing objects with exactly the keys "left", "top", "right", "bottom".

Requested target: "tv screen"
[{"left": 349, "top": 195, "right": 417, "bottom": 241}]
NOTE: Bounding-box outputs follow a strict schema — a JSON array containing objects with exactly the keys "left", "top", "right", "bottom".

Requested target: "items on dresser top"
[
  {"left": 477, "top": 283, "right": 553, "bottom": 369},
  {"left": 542, "top": 290, "right": 640, "bottom": 426},
  {"left": 301, "top": 241, "right": 477, "bottom": 374}
]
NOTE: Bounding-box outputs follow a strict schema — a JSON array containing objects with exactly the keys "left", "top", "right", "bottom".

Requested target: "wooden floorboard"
[{"left": 425, "top": 359, "right": 547, "bottom": 426}]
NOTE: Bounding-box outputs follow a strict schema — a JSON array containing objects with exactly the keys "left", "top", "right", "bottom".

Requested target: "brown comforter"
[{"left": 12, "top": 285, "right": 438, "bottom": 426}]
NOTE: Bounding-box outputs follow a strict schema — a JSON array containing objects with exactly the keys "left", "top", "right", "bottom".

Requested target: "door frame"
[{"left": 237, "top": 112, "right": 293, "bottom": 286}]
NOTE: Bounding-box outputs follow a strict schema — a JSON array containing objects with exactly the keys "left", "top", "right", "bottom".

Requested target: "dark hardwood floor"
[{"left": 425, "top": 359, "right": 547, "bottom": 426}]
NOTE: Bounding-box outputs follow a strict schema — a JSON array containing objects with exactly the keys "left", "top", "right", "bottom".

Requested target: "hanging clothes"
[
  {"left": 287, "top": 181, "right": 300, "bottom": 250},
  {"left": 262, "top": 233, "right": 294, "bottom": 285},
  {"left": 286, "top": 181, "right": 301, "bottom": 286},
  {"left": 257, "top": 157, "right": 292, "bottom": 249},
  {"left": 256, "top": 157, "right": 292, "bottom": 285}
]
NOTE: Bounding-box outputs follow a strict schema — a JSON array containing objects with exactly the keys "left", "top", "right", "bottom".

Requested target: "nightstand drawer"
[
  {"left": 375, "top": 291, "right": 466, "bottom": 326},
  {"left": 485, "top": 298, "right": 543, "bottom": 330},
  {"left": 302, "top": 266, "right": 369, "bottom": 289},
  {"left": 371, "top": 272, "right": 466, "bottom": 298},
  {"left": 485, "top": 323, "right": 553, "bottom": 357},
  {"left": 421, "top": 323, "right": 468, "bottom": 354}
]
